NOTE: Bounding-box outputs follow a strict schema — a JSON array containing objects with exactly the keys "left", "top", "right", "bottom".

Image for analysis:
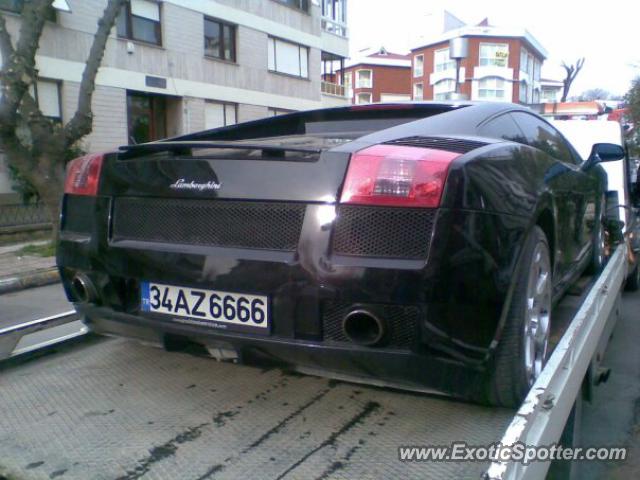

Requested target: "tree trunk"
[
  {"left": 4, "top": 147, "right": 66, "bottom": 240},
  {"left": 33, "top": 154, "right": 66, "bottom": 240}
]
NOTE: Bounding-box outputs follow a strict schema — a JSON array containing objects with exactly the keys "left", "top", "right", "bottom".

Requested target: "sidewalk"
[{"left": 0, "top": 241, "right": 59, "bottom": 295}]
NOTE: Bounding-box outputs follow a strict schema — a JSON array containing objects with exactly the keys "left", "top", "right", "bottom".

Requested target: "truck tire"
[
  {"left": 486, "top": 226, "right": 552, "bottom": 407},
  {"left": 625, "top": 263, "right": 640, "bottom": 292}
]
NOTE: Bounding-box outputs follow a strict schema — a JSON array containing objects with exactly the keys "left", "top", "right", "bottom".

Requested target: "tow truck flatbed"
[{"left": 0, "top": 246, "right": 627, "bottom": 479}]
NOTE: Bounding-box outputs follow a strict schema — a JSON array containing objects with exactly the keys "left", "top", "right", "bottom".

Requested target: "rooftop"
[
  {"left": 410, "top": 11, "right": 548, "bottom": 59},
  {"left": 345, "top": 47, "right": 411, "bottom": 69}
]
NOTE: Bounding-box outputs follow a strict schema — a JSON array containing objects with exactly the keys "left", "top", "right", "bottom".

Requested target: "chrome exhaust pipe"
[
  {"left": 71, "top": 273, "right": 97, "bottom": 304},
  {"left": 342, "top": 309, "right": 386, "bottom": 346}
]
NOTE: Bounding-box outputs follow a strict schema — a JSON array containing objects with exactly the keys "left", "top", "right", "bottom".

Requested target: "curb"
[{"left": 0, "top": 268, "right": 60, "bottom": 295}]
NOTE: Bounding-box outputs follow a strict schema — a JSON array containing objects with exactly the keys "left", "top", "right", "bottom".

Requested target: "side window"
[
  {"left": 478, "top": 113, "right": 526, "bottom": 143},
  {"left": 511, "top": 112, "right": 576, "bottom": 164}
]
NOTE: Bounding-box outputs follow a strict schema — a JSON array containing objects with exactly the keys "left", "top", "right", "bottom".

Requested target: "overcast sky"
[{"left": 347, "top": 0, "right": 639, "bottom": 97}]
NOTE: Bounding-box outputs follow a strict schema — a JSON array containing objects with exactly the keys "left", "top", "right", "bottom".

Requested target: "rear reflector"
[
  {"left": 64, "top": 153, "right": 105, "bottom": 196},
  {"left": 339, "top": 144, "right": 460, "bottom": 207}
]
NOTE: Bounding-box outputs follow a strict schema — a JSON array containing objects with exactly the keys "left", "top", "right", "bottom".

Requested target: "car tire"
[
  {"left": 625, "top": 263, "right": 640, "bottom": 292},
  {"left": 587, "top": 198, "right": 607, "bottom": 275},
  {"left": 485, "top": 226, "right": 552, "bottom": 408}
]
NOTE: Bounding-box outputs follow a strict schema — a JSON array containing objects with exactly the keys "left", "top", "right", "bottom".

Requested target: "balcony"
[{"left": 321, "top": 81, "right": 346, "bottom": 97}]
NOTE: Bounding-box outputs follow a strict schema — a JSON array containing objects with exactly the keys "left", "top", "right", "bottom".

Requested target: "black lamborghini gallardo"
[{"left": 57, "top": 102, "right": 624, "bottom": 406}]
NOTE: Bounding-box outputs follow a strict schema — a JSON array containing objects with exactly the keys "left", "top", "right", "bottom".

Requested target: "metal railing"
[
  {"left": 321, "top": 81, "right": 346, "bottom": 97},
  {"left": 0, "top": 203, "right": 50, "bottom": 228}
]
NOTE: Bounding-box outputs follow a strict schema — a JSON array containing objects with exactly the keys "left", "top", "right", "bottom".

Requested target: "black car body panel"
[{"left": 57, "top": 102, "right": 605, "bottom": 400}]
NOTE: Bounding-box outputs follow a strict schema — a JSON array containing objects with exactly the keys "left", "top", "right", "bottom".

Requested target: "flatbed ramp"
[
  {"left": 0, "top": 246, "right": 626, "bottom": 480},
  {"left": 0, "top": 337, "right": 513, "bottom": 480}
]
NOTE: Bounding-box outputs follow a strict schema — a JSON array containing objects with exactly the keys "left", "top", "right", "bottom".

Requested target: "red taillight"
[
  {"left": 64, "top": 153, "right": 105, "bottom": 196},
  {"left": 339, "top": 145, "right": 460, "bottom": 207}
]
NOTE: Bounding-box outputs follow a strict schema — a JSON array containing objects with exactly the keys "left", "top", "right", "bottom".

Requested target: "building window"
[
  {"left": 434, "top": 79, "right": 455, "bottom": 100},
  {"left": 413, "top": 83, "right": 423, "bottom": 100},
  {"left": 533, "top": 88, "right": 540, "bottom": 104},
  {"left": 273, "top": 0, "right": 309, "bottom": 12},
  {"left": 321, "top": 0, "right": 347, "bottom": 36},
  {"left": 356, "top": 92, "right": 372, "bottom": 104},
  {"left": 478, "top": 77, "right": 506, "bottom": 99},
  {"left": 355, "top": 69, "right": 372, "bottom": 88},
  {"left": 519, "top": 80, "right": 528, "bottom": 103},
  {"left": 127, "top": 91, "right": 166, "bottom": 144},
  {"left": 204, "top": 17, "right": 236, "bottom": 61},
  {"left": 434, "top": 48, "right": 455, "bottom": 72},
  {"left": 479, "top": 43, "right": 509, "bottom": 67},
  {"left": 343, "top": 71, "right": 352, "bottom": 90},
  {"left": 520, "top": 47, "right": 529, "bottom": 73},
  {"left": 269, "top": 107, "right": 295, "bottom": 116},
  {"left": 30, "top": 79, "right": 62, "bottom": 120},
  {"left": 205, "top": 101, "right": 237, "bottom": 129},
  {"left": 0, "top": 0, "right": 56, "bottom": 20},
  {"left": 117, "top": 0, "right": 162, "bottom": 46},
  {"left": 414, "top": 54, "right": 424, "bottom": 77},
  {"left": 533, "top": 60, "right": 541, "bottom": 82},
  {"left": 268, "top": 37, "right": 309, "bottom": 78}
]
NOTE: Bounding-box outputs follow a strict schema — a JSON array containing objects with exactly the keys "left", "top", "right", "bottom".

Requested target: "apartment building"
[
  {"left": 338, "top": 47, "right": 412, "bottom": 104},
  {"left": 0, "top": 0, "right": 349, "bottom": 201},
  {"left": 411, "top": 13, "right": 547, "bottom": 104}
]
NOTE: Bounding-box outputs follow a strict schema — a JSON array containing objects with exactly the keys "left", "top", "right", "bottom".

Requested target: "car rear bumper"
[
  {"left": 77, "top": 304, "right": 485, "bottom": 399},
  {"left": 57, "top": 197, "right": 531, "bottom": 398}
]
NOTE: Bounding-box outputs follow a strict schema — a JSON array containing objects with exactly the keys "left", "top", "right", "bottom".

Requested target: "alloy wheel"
[{"left": 523, "top": 241, "right": 552, "bottom": 387}]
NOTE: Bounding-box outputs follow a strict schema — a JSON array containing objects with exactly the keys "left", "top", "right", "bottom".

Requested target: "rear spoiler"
[{"left": 118, "top": 141, "right": 322, "bottom": 160}]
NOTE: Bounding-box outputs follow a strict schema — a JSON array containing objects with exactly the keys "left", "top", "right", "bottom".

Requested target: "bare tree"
[
  {"left": 560, "top": 58, "right": 585, "bottom": 102},
  {"left": 578, "top": 88, "right": 610, "bottom": 102},
  {"left": 0, "top": 0, "right": 125, "bottom": 234}
]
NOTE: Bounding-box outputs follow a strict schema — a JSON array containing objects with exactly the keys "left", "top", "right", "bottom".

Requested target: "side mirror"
[{"left": 591, "top": 143, "right": 626, "bottom": 162}]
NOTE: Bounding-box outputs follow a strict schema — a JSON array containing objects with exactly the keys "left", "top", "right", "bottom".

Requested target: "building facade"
[
  {"left": 410, "top": 17, "right": 547, "bottom": 105},
  {"left": 540, "top": 78, "right": 564, "bottom": 103},
  {"left": 0, "top": 0, "right": 349, "bottom": 201},
  {"left": 339, "top": 48, "right": 411, "bottom": 104}
]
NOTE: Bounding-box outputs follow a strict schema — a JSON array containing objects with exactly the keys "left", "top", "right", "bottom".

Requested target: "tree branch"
[
  {"left": 0, "top": 13, "right": 16, "bottom": 63},
  {"left": 64, "top": 0, "right": 126, "bottom": 146},
  {"left": 0, "top": 0, "right": 51, "bottom": 126}
]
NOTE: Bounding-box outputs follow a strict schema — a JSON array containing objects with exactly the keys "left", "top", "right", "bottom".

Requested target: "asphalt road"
[
  {"left": 0, "top": 283, "right": 84, "bottom": 358},
  {"left": 579, "top": 289, "right": 640, "bottom": 479},
  {"left": 0, "top": 283, "right": 72, "bottom": 328}
]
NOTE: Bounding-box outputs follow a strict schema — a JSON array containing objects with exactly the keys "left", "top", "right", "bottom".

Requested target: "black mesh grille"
[
  {"left": 332, "top": 206, "right": 435, "bottom": 259},
  {"left": 112, "top": 197, "right": 305, "bottom": 251},
  {"left": 384, "top": 136, "right": 488, "bottom": 154},
  {"left": 62, "top": 195, "right": 95, "bottom": 234},
  {"left": 322, "top": 302, "right": 420, "bottom": 349}
]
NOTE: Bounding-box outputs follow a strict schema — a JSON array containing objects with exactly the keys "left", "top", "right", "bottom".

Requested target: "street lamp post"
[{"left": 448, "top": 37, "right": 469, "bottom": 100}]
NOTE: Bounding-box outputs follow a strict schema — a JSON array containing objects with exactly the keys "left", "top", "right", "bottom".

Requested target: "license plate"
[{"left": 141, "top": 282, "right": 269, "bottom": 332}]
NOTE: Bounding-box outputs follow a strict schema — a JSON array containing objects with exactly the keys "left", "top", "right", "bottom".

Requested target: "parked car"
[
  {"left": 57, "top": 102, "right": 622, "bottom": 407},
  {"left": 551, "top": 119, "right": 640, "bottom": 290}
]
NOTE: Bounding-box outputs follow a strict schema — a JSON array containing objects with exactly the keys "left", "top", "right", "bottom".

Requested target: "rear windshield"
[{"left": 177, "top": 104, "right": 461, "bottom": 142}]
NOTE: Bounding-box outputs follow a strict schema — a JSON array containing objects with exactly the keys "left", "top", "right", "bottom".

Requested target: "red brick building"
[
  {"left": 339, "top": 47, "right": 412, "bottom": 104},
  {"left": 411, "top": 18, "right": 547, "bottom": 104}
]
